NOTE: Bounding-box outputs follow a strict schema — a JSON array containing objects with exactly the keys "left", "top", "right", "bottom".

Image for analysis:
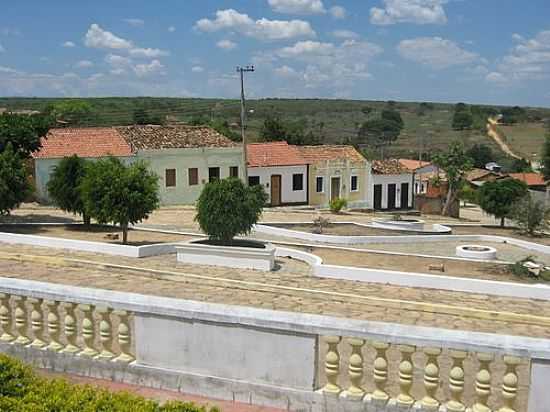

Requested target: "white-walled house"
[
  {"left": 398, "top": 159, "right": 439, "bottom": 195},
  {"left": 247, "top": 142, "right": 308, "bottom": 206},
  {"left": 371, "top": 160, "right": 414, "bottom": 210}
]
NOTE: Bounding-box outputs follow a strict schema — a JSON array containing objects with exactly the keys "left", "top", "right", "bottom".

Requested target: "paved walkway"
[{"left": 39, "top": 370, "right": 283, "bottom": 412}]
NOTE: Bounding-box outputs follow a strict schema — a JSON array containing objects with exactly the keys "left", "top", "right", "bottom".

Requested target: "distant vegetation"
[{"left": 1, "top": 97, "right": 549, "bottom": 163}]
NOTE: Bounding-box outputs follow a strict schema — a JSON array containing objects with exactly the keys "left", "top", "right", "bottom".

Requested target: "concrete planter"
[
  {"left": 176, "top": 239, "right": 275, "bottom": 271},
  {"left": 372, "top": 218, "right": 426, "bottom": 231},
  {"left": 456, "top": 245, "right": 497, "bottom": 260}
]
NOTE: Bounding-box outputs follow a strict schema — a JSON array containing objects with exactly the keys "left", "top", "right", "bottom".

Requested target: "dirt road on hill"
[{"left": 487, "top": 117, "right": 521, "bottom": 159}]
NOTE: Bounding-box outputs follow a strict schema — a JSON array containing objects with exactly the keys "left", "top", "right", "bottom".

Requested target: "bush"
[
  {"left": 329, "top": 198, "right": 347, "bottom": 213},
  {"left": 195, "top": 178, "right": 267, "bottom": 244},
  {"left": 0, "top": 144, "right": 31, "bottom": 215},
  {"left": 509, "top": 196, "right": 548, "bottom": 236},
  {"left": 0, "top": 354, "right": 219, "bottom": 412}
]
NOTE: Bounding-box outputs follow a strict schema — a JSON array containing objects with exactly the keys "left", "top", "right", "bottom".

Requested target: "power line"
[{"left": 237, "top": 65, "right": 255, "bottom": 185}]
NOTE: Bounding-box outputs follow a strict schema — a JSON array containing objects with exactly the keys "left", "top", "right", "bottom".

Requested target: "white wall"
[
  {"left": 248, "top": 165, "right": 308, "bottom": 204},
  {"left": 371, "top": 173, "right": 414, "bottom": 209}
]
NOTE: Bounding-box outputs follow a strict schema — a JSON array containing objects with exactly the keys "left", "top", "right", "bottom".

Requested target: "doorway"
[
  {"left": 400, "top": 183, "right": 409, "bottom": 209},
  {"left": 374, "top": 184, "right": 382, "bottom": 210},
  {"left": 330, "top": 177, "right": 341, "bottom": 201},
  {"left": 387, "top": 184, "right": 396, "bottom": 210},
  {"left": 270, "top": 175, "right": 281, "bottom": 206}
]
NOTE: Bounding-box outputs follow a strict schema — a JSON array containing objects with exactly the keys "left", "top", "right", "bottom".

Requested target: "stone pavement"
[{"left": 1, "top": 243, "right": 550, "bottom": 339}]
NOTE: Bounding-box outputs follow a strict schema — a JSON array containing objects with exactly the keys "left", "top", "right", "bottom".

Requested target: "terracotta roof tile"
[
  {"left": 372, "top": 159, "right": 410, "bottom": 175},
  {"left": 32, "top": 128, "right": 133, "bottom": 159},
  {"left": 509, "top": 173, "right": 546, "bottom": 187},
  {"left": 465, "top": 168, "right": 498, "bottom": 182},
  {"left": 247, "top": 141, "right": 306, "bottom": 167},
  {"left": 398, "top": 158, "right": 432, "bottom": 171},
  {"left": 116, "top": 125, "right": 237, "bottom": 151},
  {"left": 296, "top": 145, "right": 365, "bottom": 164}
]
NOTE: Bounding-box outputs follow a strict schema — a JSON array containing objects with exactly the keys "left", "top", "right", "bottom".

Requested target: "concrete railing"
[{"left": 0, "top": 276, "right": 548, "bottom": 412}]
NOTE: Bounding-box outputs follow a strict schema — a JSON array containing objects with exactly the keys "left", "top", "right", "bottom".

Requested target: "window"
[
  {"left": 316, "top": 176, "right": 324, "bottom": 193},
  {"left": 229, "top": 166, "right": 239, "bottom": 178},
  {"left": 249, "top": 176, "right": 260, "bottom": 186},
  {"left": 350, "top": 175, "right": 358, "bottom": 192},
  {"left": 208, "top": 167, "right": 220, "bottom": 182},
  {"left": 188, "top": 168, "right": 198, "bottom": 186},
  {"left": 165, "top": 169, "right": 176, "bottom": 188},
  {"left": 292, "top": 173, "right": 304, "bottom": 191}
]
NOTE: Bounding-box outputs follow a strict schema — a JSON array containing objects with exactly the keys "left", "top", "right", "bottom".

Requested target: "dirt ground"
[
  {"left": 270, "top": 223, "right": 404, "bottom": 236},
  {"left": 0, "top": 224, "right": 192, "bottom": 246},
  {"left": 452, "top": 225, "right": 550, "bottom": 245}
]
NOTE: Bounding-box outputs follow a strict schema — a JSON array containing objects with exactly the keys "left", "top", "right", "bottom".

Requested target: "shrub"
[
  {"left": 195, "top": 178, "right": 267, "bottom": 244},
  {"left": 329, "top": 198, "right": 347, "bottom": 214},
  {"left": 0, "top": 354, "right": 219, "bottom": 412},
  {"left": 478, "top": 179, "right": 528, "bottom": 227},
  {"left": 509, "top": 196, "right": 548, "bottom": 236},
  {"left": 0, "top": 144, "right": 31, "bottom": 215}
]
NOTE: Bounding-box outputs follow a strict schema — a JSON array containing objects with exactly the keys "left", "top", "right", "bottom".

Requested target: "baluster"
[
  {"left": 396, "top": 345, "right": 416, "bottom": 408},
  {"left": 472, "top": 353, "right": 493, "bottom": 412},
  {"left": 497, "top": 356, "right": 520, "bottom": 412},
  {"left": 113, "top": 310, "right": 134, "bottom": 363},
  {"left": 446, "top": 350, "right": 467, "bottom": 412},
  {"left": 12, "top": 296, "right": 30, "bottom": 345},
  {"left": 28, "top": 298, "right": 46, "bottom": 349},
  {"left": 60, "top": 302, "right": 80, "bottom": 354},
  {"left": 370, "top": 341, "right": 390, "bottom": 405},
  {"left": 419, "top": 347, "right": 442, "bottom": 411},
  {"left": 78, "top": 304, "right": 98, "bottom": 357},
  {"left": 44, "top": 300, "right": 63, "bottom": 352},
  {"left": 96, "top": 306, "right": 115, "bottom": 360},
  {"left": 344, "top": 337, "right": 365, "bottom": 400},
  {"left": 321, "top": 335, "right": 342, "bottom": 395},
  {"left": 0, "top": 293, "right": 14, "bottom": 342}
]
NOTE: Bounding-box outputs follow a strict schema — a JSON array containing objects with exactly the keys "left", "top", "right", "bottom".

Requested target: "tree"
[
  {"left": 478, "top": 179, "right": 528, "bottom": 227},
  {"left": 542, "top": 133, "right": 550, "bottom": 181},
  {"left": 80, "top": 157, "right": 159, "bottom": 244},
  {"left": 452, "top": 110, "right": 473, "bottom": 130},
  {"left": 0, "top": 113, "right": 51, "bottom": 157},
  {"left": 381, "top": 109, "right": 404, "bottom": 130},
  {"left": 466, "top": 144, "right": 494, "bottom": 168},
  {"left": 45, "top": 100, "right": 93, "bottom": 126},
  {"left": 509, "top": 157, "right": 533, "bottom": 173},
  {"left": 432, "top": 142, "right": 474, "bottom": 216},
  {"left": 133, "top": 108, "right": 164, "bottom": 125},
  {"left": 195, "top": 178, "right": 267, "bottom": 245},
  {"left": 0, "top": 144, "right": 30, "bottom": 215},
  {"left": 458, "top": 182, "right": 478, "bottom": 206},
  {"left": 509, "top": 196, "right": 547, "bottom": 236},
  {"left": 260, "top": 117, "right": 287, "bottom": 142},
  {"left": 47, "top": 155, "right": 91, "bottom": 226},
  {"left": 357, "top": 118, "right": 401, "bottom": 152}
]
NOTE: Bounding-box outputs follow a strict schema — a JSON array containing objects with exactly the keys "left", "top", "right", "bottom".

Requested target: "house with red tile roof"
[
  {"left": 246, "top": 141, "right": 308, "bottom": 206},
  {"left": 508, "top": 172, "right": 547, "bottom": 191},
  {"left": 370, "top": 160, "right": 414, "bottom": 210},
  {"left": 32, "top": 125, "right": 243, "bottom": 205}
]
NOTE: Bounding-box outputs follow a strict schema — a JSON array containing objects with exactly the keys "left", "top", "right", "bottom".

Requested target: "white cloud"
[
  {"left": 370, "top": 0, "right": 447, "bottom": 25},
  {"left": 274, "top": 65, "right": 299, "bottom": 77},
  {"left": 85, "top": 24, "right": 133, "bottom": 49},
  {"left": 134, "top": 60, "right": 164, "bottom": 77},
  {"left": 62, "top": 41, "right": 75, "bottom": 48},
  {"left": 216, "top": 39, "right": 237, "bottom": 50},
  {"left": 397, "top": 37, "right": 479, "bottom": 69},
  {"left": 330, "top": 6, "right": 346, "bottom": 19},
  {"left": 195, "top": 9, "right": 315, "bottom": 40},
  {"left": 268, "top": 0, "right": 326, "bottom": 15},
  {"left": 129, "top": 47, "right": 169, "bottom": 58},
  {"left": 277, "top": 40, "right": 335, "bottom": 58},
  {"left": 123, "top": 18, "right": 145, "bottom": 27},
  {"left": 75, "top": 60, "right": 94, "bottom": 69},
  {"left": 191, "top": 66, "right": 205, "bottom": 73},
  {"left": 331, "top": 30, "right": 359, "bottom": 39},
  {"left": 0, "top": 65, "right": 18, "bottom": 73},
  {"left": 488, "top": 30, "right": 550, "bottom": 83},
  {"left": 168, "top": 26, "right": 176, "bottom": 33}
]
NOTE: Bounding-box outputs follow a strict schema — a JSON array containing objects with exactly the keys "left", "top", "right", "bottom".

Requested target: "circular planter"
[
  {"left": 456, "top": 245, "right": 497, "bottom": 260},
  {"left": 373, "top": 218, "right": 426, "bottom": 231},
  {"left": 176, "top": 239, "right": 275, "bottom": 271}
]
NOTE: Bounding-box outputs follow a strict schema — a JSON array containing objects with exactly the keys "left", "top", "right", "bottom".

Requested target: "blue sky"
[{"left": 0, "top": 0, "right": 549, "bottom": 107}]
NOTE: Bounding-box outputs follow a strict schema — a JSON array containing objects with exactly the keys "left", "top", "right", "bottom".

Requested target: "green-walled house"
[{"left": 32, "top": 125, "right": 244, "bottom": 206}]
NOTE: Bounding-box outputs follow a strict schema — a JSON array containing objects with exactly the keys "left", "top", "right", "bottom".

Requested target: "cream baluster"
[
  {"left": 78, "top": 304, "right": 98, "bottom": 357},
  {"left": 96, "top": 306, "right": 115, "bottom": 360},
  {"left": 364, "top": 341, "right": 390, "bottom": 409},
  {"left": 28, "top": 298, "right": 46, "bottom": 349},
  {"left": 113, "top": 310, "right": 134, "bottom": 363},
  {"left": 344, "top": 337, "right": 365, "bottom": 400},
  {"left": 44, "top": 300, "right": 63, "bottom": 352},
  {"left": 396, "top": 345, "right": 416, "bottom": 409},
  {"left": 471, "top": 353, "right": 494, "bottom": 412},
  {"left": 60, "top": 302, "right": 80, "bottom": 354},
  {"left": 419, "top": 347, "right": 442, "bottom": 411},
  {"left": 446, "top": 350, "right": 467, "bottom": 412},
  {"left": 321, "top": 335, "right": 342, "bottom": 395},
  {"left": 0, "top": 293, "right": 14, "bottom": 342},
  {"left": 497, "top": 356, "right": 520, "bottom": 412},
  {"left": 12, "top": 296, "right": 30, "bottom": 345}
]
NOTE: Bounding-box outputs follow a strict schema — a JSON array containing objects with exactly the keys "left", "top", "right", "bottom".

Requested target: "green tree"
[
  {"left": 133, "top": 108, "right": 149, "bottom": 125},
  {"left": 45, "top": 100, "right": 93, "bottom": 126},
  {"left": 195, "top": 178, "right": 267, "bottom": 245},
  {"left": 357, "top": 118, "right": 401, "bottom": 152},
  {"left": 542, "top": 133, "right": 550, "bottom": 181},
  {"left": 478, "top": 179, "right": 528, "bottom": 227},
  {"left": 509, "top": 157, "right": 533, "bottom": 173},
  {"left": 260, "top": 117, "right": 287, "bottom": 142},
  {"left": 452, "top": 109, "right": 473, "bottom": 130},
  {"left": 509, "top": 196, "right": 547, "bottom": 236},
  {"left": 466, "top": 144, "right": 494, "bottom": 168},
  {"left": 458, "top": 182, "right": 478, "bottom": 206},
  {"left": 80, "top": 158, "right": 159, "bottom": 244},
  {"left": 47, "top": 155, "right": 91, "bottom": 226},
  {"left": 0, "top": 144, "right": 31, "bottom": 215},
  {"left": 381, "top": 109, "right": 404, "bottom": 130},
  {"left": 0, "top": 113, "right": 51, "bottom": 157},
  {"left": 432, "top": 142, "right": 474, "bottom": 216}
]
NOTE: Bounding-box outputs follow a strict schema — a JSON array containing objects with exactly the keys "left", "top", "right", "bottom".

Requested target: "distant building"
[
  {"left": 371, "top": 159, "right": 414, "bottom": 210},
  {"left": 485, "top": 162, "right": 502, "bottom": 173},
  {"left": 398, "top": 159, "right": 439, "bottom": 195},
  {"left": 508, "top": 172, "right": 547, "bottom": 192}
]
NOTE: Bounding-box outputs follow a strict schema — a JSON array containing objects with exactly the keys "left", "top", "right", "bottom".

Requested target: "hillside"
[{"left": 1, "top": 97, "right": 548, "bottom": 163}]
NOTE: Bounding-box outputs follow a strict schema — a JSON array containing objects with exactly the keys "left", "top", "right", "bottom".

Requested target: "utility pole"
[{"left": 237, "top": 65, "right": 254, "bottom": 185}]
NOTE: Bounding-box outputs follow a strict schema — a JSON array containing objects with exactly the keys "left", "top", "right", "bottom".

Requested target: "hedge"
[{"left": 0, "top": 354, "right": 220, "bottom": 412}]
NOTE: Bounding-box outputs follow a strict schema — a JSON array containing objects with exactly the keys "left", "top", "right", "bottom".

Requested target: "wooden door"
[
  {"left": 270, "top": 175, "right": 281, "bottom": 206},
  {"left": 330, "top": 177, "right": 341, "bottom": 201},
  {"left": 400, "top": 183, "right": 409, "bottom": 209},
  {"left": 387, "top": 184, "right": 396, "bottom": 210},
  {"left": 374, "top": 184, "right": 382, "bottom": 210}
]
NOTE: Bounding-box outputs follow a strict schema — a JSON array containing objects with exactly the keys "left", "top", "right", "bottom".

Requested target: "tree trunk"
[
  {"left": 83, "top": 213, "right": 91, "bottom": 228},
  {"left": 500, "top": 216, "right": 505, "bottom": 227},
  {"left": 122, "top": 223, "right": 128, "bottom": 245},
  {"left": 442, "top": 185, "right": 455, "bottom": 216}
]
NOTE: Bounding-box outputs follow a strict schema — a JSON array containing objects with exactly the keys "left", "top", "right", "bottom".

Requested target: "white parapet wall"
[{"left": 0, "top": 277, "right": 548, "bottom": 412}]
